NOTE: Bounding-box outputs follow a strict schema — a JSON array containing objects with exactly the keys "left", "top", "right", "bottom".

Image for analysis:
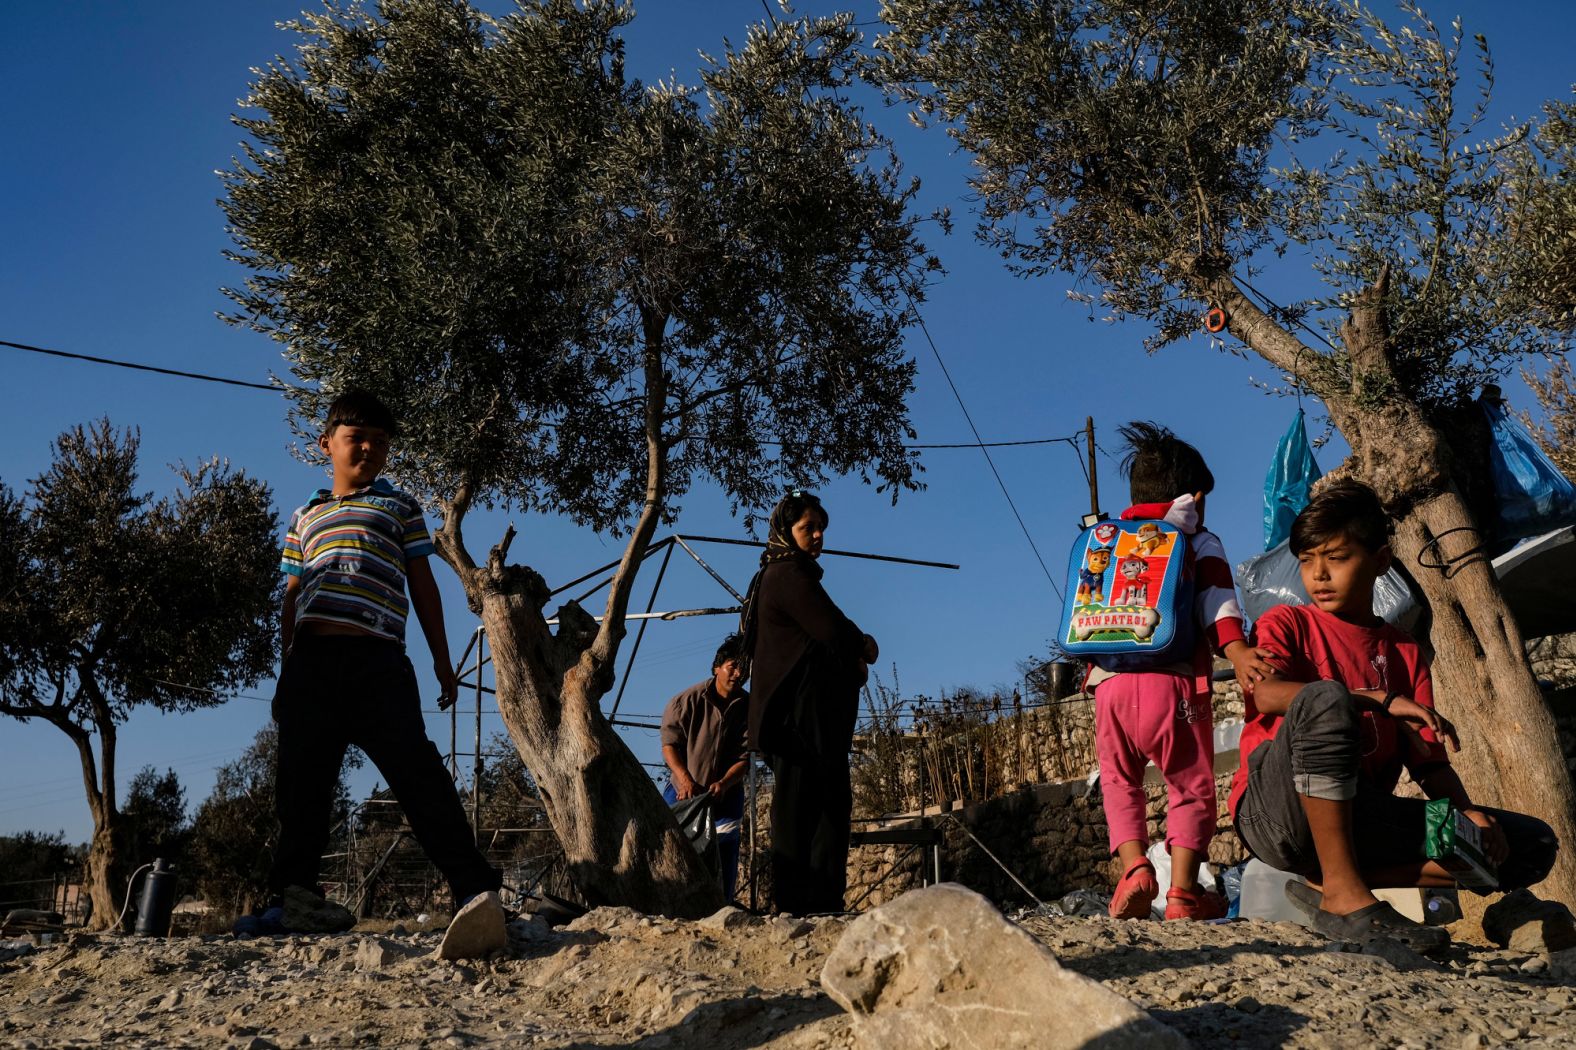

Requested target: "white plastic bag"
[
  {"left": 1145, "top": 840, "right": 1217, "bottom": 919},
  {"left": 1236, "top": 541, "right": 1423, "bottom": 634}
]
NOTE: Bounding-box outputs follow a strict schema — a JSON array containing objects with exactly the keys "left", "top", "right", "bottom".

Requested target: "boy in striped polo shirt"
[{"left": 259, "top": 389, "right": 504, "bottom": 956}]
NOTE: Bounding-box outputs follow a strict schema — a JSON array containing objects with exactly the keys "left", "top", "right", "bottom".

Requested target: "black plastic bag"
[{"left": 669, "top": 791, "right": 720, "bottom": 878}]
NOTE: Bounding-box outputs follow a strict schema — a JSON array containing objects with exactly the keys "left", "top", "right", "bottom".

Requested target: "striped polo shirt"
[{"left": 280, "top": 478, "right": 435, "bottom": 642}]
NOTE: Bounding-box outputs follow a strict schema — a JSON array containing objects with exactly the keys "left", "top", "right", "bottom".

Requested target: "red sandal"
[
  {"left": 1108, "top": 857, "right": 1159, "bottom": 919},
  {"left": 1164, "top": 885, "right": 1228, "bottom": 921}
]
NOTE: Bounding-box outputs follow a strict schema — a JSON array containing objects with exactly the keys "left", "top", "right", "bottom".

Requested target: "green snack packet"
[{"left": 1423, "top": 798, "right": 1498, "bottom": 889}]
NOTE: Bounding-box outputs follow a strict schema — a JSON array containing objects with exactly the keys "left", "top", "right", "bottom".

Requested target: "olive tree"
[
  {"left": 221, "top": 0, "right": 933, "bottom": 916},
  {"left": 0, "top": 421, "right": 279, "bottom": 926},
  {"left": 878, "top": 0, "right": 1576, "bottom": 902}
]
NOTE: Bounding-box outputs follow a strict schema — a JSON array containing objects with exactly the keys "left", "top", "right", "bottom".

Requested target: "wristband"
[{"left": 1381, "top": 689, "right": 1398, "bottom": 713}]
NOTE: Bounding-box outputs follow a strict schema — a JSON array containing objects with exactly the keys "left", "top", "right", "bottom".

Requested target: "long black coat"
[{"left": 745, "top": 555, "right": 867, "bottom": 763}]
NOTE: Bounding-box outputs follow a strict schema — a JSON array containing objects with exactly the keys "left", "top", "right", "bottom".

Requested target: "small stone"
[
  {"left": 1522, "top": 957, "right": 1550, "bottom": 975},
  {"left": 1546, "top": 947, "right": 1576, "bottom": 983},
  {"left": 437, "top": 892, "right": 507, "bottom": 962},
  {"left": 355, "top": 938, "right": 391, "bottom": 971},
  {"left": 506, "top": 916, "right": 552, "bottom": 945},
  {"left": 1483, "top": 890, "right": 1576, "bottom": 954},
  {"left": 697, "top": 906, "right": 754, "bottom": 932},
  {"left": 1232, "top": 995, "right": 1261, "bottom": 1014}
]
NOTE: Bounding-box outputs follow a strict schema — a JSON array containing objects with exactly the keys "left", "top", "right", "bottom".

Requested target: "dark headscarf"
[
  {"left": 741, "top": 492, "right": 827, "bottom": 640},
  {"left": 760, "top": 490, "right": 828, "bottom": 567}
]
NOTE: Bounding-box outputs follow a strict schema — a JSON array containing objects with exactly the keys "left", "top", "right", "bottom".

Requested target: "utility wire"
[
  {"left": 1233, "top": 278, "right": 1341, "bottom": 357},
  {"left": 908, "top": 311, "right": 1064, "bottom": 602},
  {"left": 5, "top": 335, "right": 1089, "bottom": 455},
  {"left": 2, "top": 338, "right": 284, "bottom": 392}
]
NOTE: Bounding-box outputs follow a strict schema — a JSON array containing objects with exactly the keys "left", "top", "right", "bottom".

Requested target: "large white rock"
[{"left": 820, "top": 883, "right": 1189, "bottom": 1049}]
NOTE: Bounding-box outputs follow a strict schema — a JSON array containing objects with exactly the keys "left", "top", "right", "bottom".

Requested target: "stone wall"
[
  {"left": 845, "top": 642, "right": 1576, "bottom": 913},
  {"left": 845, "top": 671, "right": 1250, "bottom": 911}
]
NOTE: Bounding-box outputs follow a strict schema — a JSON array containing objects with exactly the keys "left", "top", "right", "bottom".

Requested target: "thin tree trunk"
[{"left": 68, "top": 725, "right": 124, "bottom": 930}]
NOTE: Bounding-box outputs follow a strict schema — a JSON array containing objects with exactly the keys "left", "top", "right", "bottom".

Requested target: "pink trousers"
[{"left": 1094, "top": 672, "right": 1216, "bottom": 854}]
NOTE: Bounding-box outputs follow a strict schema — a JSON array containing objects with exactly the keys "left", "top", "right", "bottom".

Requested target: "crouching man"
[
  {"left": 660, "top": 634, "right": 750, "bottom": 900},
  {"left": 1231, "top": 481, "right": 1560, "bottom": 951}
]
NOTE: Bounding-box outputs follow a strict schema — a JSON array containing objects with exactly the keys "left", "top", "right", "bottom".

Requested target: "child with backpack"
[{"left": 1079, "top": 422, "right": 1274, "bottom": 919}]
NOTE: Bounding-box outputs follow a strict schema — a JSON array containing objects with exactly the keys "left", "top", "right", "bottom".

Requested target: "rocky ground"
[{"left": 4, "top": 898, "right": 1576, "bottom": 1049}]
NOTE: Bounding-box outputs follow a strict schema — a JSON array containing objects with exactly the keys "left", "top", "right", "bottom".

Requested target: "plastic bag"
[
  {"left": 669, "top": 792, "right": 720, "bottom": 876},
  {"left": 1483, "top": 399, "right": 1576, "bottom": 546},
  {"left": 1145, "top": 840, "right": 1218, "bottom": 919},
  {"left": 1235, "top": 540, "right": 1424, "bottom": 634},
  {"left": 1263, "top": 409, "right": 1322, "bottom": 551}
]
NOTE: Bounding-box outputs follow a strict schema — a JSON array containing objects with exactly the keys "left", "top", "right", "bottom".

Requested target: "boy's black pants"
[
  {"left": 768, "top": 753, "right": 852, "bottom": 915},
  {"left": 268, "top": 633, "right": 501, "bottom": 905}
]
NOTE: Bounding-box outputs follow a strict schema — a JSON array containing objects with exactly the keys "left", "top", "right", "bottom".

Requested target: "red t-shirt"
[{"left": 1227, "top": 604, "right": 1448, "bottom": 819}]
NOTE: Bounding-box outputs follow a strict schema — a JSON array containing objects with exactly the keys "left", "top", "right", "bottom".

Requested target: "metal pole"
[
  {"left": 1085, "top": 416, "right": 1100, "bottom": 518},
  {"left": 675, "top": 534, "right": 960, "bottom": 571},
  {"left": 451, "top": 625, "right": 481, "bottom": 781},
  {"left": 472, "top": 629, "right": 484, "bottom": 844},
  {"left": 673, "top": 535, "right": 746, "bottom": 602},
  {"left": 747, "top": 753, "right": 759, "bottom": 913},
  {"left": 608, "top": 540, "right": 676, "bottom": 720}
]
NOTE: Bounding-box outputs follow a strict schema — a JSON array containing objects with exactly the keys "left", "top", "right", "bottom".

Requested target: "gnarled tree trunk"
[
  {"left": 1216, "top": 269, "right": 1576, "bottom": 910},
  {"left": 460, "top": 561, "right": 722, "bottom": 918},
  {"left": 432, "top": 324, "right": 725, "bottom": 919}
]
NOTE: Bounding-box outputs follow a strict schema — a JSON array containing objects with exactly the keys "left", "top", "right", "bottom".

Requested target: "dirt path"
[{"left": 2, "top": 907, "right": 1572, "bottom": 1048}]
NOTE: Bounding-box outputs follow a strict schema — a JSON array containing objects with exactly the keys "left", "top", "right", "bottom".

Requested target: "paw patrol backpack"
[{"left": 1057, "top": 518, "right": 1195, "bottom": 671}]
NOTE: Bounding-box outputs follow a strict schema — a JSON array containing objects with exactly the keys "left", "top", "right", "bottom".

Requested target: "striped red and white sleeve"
[{"left": 1191, "top": 530, "right": 1246, "bottom": 651}]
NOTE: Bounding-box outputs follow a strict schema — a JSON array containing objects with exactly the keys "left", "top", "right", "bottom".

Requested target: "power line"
[
  {"left": 908, "top": 311, "right": 1065, "bottom": 601},
  {"left": 1, "top": 338, "right": 284, "bottom": 392},
  {"left": 6, "top": 335, "right": 1094, "bottom": 456},
  {"left": 908, "top": 435, "right": 1081, "bottom": 450}
]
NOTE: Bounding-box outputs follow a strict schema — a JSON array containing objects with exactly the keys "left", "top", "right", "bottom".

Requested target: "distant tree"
[
  {"left": 879, "top": 0, "right": 1576, "bottom": 903},
  {"left": 0, "top": 421, "right": 278, "bottom": 927},
  {"left": 122, "top": 766, "right": 190, "bottom": 870},
  {"left": 0, "top": 830, "right": 81, "bottom": 893},
  {"left": 189, "top": 724, "right": 359, "bottom": 916},
  {"left": 221, "top": 0, "right": 933, "bottom": 915},
  {"left": 1496, "top": 100, "right": 1576, "bottom": 334},
  {"left": 1521, "top": 360, "right": 1576, "bottom": 485}
]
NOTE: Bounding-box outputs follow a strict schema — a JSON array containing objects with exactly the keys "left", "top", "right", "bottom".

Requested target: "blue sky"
[{"left": 3, "top": 1, "right": 1572, "bottom": 843}]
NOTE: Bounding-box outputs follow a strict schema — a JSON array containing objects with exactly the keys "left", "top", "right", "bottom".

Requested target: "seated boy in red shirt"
[{"left": 1231, "top": 481, "right": 1558, "bottom": 950}]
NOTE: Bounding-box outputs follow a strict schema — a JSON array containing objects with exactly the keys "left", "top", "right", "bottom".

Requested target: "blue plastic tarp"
[
  {"left": 1483, "top": 399, "right": 1576, "bottom": 547},
  {"left": 1263, "top": 409, "right": 1322, "bottom": 551}
]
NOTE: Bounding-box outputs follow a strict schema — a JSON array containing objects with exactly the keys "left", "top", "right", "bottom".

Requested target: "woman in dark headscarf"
[{"left": 743, "top": 491, "right": 877, "bottom": 915}]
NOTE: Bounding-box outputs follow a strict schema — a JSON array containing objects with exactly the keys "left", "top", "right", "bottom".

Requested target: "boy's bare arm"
[
  {"left": 281, "top": 575, "right": 300, "bottom": 658},
  {"left": 407, "top": 556, "right": 459, "bottom": 710},
  {"left": 1252, "top": 673, "right": 1390, "bottom": 716}
]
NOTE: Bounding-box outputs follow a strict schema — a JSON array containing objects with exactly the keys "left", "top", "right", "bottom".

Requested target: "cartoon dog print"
[
  {"left": 1113, "top": 554, "right": 1149, "bottom": 606},
  {"left": 1135, "top": 522, "right": 1168, "bottom": 558},
  {"left": 1077, "top": 547, "right": 1112, "bottom": 605}
]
